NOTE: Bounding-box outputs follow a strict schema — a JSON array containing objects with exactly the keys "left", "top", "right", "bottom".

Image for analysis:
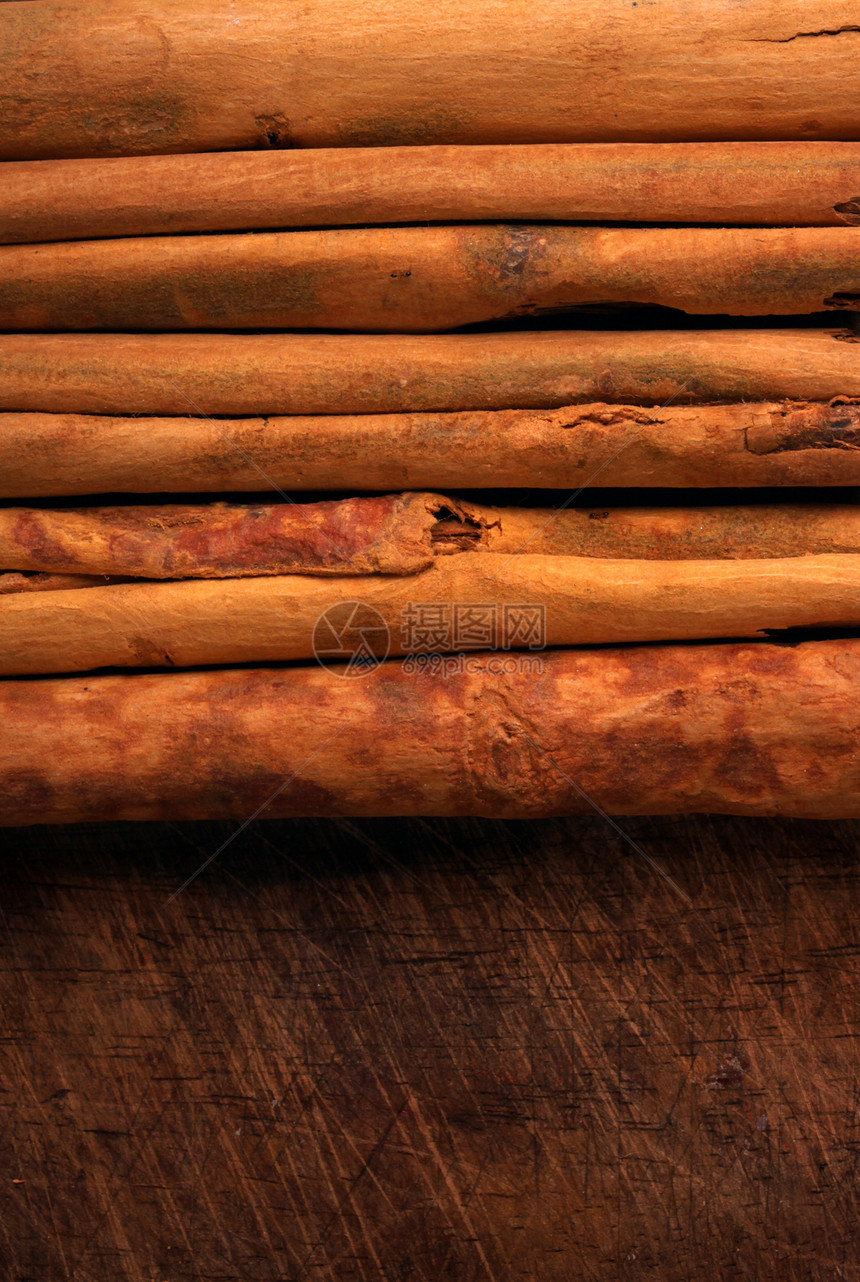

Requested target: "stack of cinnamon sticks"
[{"left": 2, "top": 0, "right": 860, "bottom": 824}]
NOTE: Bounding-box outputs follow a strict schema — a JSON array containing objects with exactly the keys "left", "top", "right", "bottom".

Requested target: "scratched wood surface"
[{"left": 1, "top": 813, "right": 858, "bottom": 1280}]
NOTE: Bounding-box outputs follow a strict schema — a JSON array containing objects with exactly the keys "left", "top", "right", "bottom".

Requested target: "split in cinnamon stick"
[
  {"left": 2, "top": 142, "right": 860, "bottom": 244},
  {"left": 3, "top": 400, "right": 860, "bottom": 495},
  {"left": 3, "top": 553, "right": 860, "bottom": 675},
  {"left": 2, "top": 639, "right": 859, "bottom": 824},
  {"left": 3, "top": 226, "right": 860, "bottom": 331},
  {"left": 5, "top": 496, "right": 860, "bottom": 580},
  {"left": 2, "top": 330, "right": 859, "bottom": 416},
  {"left": 3, "top": 1, "right": 860, "bottom": 159}
]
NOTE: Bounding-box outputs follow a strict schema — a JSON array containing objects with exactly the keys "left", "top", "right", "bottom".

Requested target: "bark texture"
[
  {"left": 3, "top": 142, "right": 860, "bottom": 243},
  {"left": 0, "top": 572, "right": 111, "bottom": 594},
  {"left": 3, "top": 226, "right": 860, "bottom": 331},
  {"left": 0, "top": 495, "right": 457, "bottom": 580},
  {"left": 1, "top": 640, "right": 859, "bottom": 824},
  {"left": 3, "top": 553, "right": 860, "bottom": 675},
  {"left": 3, "top": 1, "right": 860, "bottom": 159},
  {"left": 3, "top": 400, "right": 860, "bottom": 495},
  {"left": 4, "top": 497, "right": 860, "bottom": 579},
  {"left": 2, "top": 330, "right": 859, "bottom": 416}
]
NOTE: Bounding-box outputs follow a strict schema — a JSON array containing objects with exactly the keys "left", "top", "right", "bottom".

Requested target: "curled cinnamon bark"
[
  {"left": 0, "top": 495, "right": 449, "bottom": 580},
  {"left": 2, "top": 553, "right": 860, "bottom": 675},
  {"left": 3, "top": 226, "right": 860, "bottom": 331},
  {"left": 4, "top": 497, "right": 860, "bottom": 580},
  {"left": 1, "top": 640, "right": 858, "bottom": 824},
  {"left": 3, "top": 143, "right": 860, "bottom": 244},
  {"left": 2, "top": 330, "right": 859, "bottom": 416},
  {"left": 2, "top": 1, "right": 859, "bottom": 159},
  {"left": 3, "top": 400, "right": 860, "bottom": 496}
]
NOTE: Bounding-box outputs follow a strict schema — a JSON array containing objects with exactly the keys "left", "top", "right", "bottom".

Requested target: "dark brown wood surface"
[{"left": 1, "top": 812, "right": 858, "bottom": 1279}]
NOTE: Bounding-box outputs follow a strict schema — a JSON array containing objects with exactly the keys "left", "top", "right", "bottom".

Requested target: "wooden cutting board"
[{"left": 1, "top": 812, "right": 857, "bottom": 1278}]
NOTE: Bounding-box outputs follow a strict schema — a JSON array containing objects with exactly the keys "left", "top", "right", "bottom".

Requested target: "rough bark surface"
[
  {"left": 3, "top": 400, "right": 860, "bottom": 494},
  {"left": 3, "top": 142, "right": 860, "bottom": 243},
  {"left": 2, "top": 640, "right": 859, "bottom": 823},
  {"left": 0, "top": 572, "right": 112, "bottom": 594},
  {"left": 5, "top": 497, "right": 860, "bottom": 578},
  {"left": 3, "top": 1, "right": 860, "bottom": 158},
  {"left": 0, "top": 495, "right": 459, "bottom": 580},
  {"left": 2, "top": 330, "right": 859, "bottom": 416},
  {"left": 3, "top": 553, "right": 860, "bottom": 675},
  {"left": 2, "top": 226, "right": 860, "bottom": 331}
]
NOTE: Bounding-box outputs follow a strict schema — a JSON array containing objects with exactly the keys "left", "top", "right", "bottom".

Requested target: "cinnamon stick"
[
  {"left": 2, "top": 1, "right": 859, "bottom": 159},
  {"left": 3, "top": 143, "right": 860, "bottom": 244},
  {"left": 3, "top": 554, "right": 860, "bottom": 675},
  {"left": 4, "top": 497, "right": 860, "bottom": 580},
  {"left": 2, "top": 330, "right": 859, "bottom": 416},
  {"left": 2, "top": 640, "right": 858, "bottom": 824},
  {"left": 0, "top": 572, "right": 112, "bottom": 594},
  {"left": 0, "top": 495, "right": 449, "bottom": 580},
  {"left": 3, "top": 400, "right": 859, "bottom": 495},
  {"left": 4, "top": 226, "right": 860, "bottom": 331}
]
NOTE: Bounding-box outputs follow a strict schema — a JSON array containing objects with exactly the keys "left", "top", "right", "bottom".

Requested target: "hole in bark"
[
  {"left": 823, "top": 292, "right": 860, "bottom": 310},
  {"left": 430, "top": 504, "right": 485, "bottom": 550},
  {"left": 747, "top": 416, "right": 860, "bottom": 454},
  {"left": 254, "top": 113, "right": 293, "bottom": 148},
  {"left": 834, "top": 197, "right": 860, "bottom": 225}
]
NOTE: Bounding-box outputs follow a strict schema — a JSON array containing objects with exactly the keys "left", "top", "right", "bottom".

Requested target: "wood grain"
[{"left": 0, "top": 810, "right": 857, "bottom": 1277}]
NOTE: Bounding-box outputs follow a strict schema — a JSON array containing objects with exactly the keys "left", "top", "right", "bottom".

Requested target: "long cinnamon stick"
[
  {"left": 2, "top": 640, "right": 858, "bottom": 824},
  {"left": 2, "top": 331, "right": 859, "bottom": 416},
  {"left": 3, "top": 400, "right": 859, "bottom": 495},
  {"left": 3, "top": 554, "right": 860, "bottom": 676},
  {"left": 3, "top": 143, "right": 860, "bottom": 244},
  {"left": 5, "top": 498, "right": 860, "bottom": 580},
  {"left": 2, "top": 1, "right": 860, "bottom": 159},
  {"left": 4, "top": 226, "right": 860, "bottom": 331}
]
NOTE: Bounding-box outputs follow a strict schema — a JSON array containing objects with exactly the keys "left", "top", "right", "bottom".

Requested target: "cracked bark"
[
  {"left": 4, "top": 496, "right": 860, "bottom": 580},
  {"left": 749, "top": 26, "right": 860, "bottom": 42},
  {"left": 3, "top": 400, "right": 860, "bottom": 495}
]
